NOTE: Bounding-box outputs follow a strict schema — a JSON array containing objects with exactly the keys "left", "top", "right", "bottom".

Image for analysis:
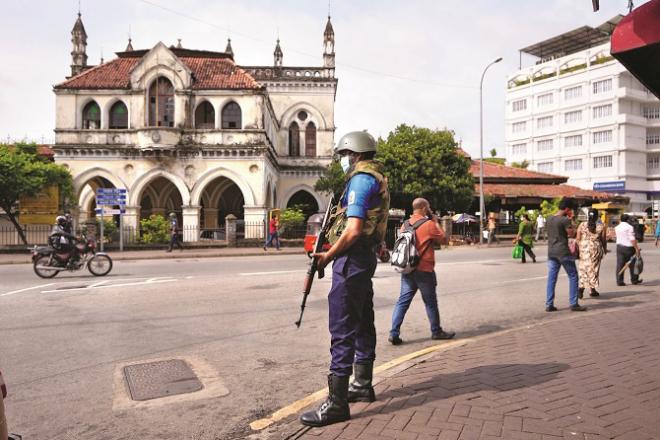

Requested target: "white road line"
[
  {"left": 0, "top": 283, "right": 56, "bottom": 297},
  {"left": 239, "top": 270, "right": 306, "bottom": 276},
  {"left": 40, "top": 277, "right": 178, "bottom": 293}
]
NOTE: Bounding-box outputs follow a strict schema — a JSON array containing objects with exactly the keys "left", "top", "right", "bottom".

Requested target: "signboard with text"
[
  {"left": 19, "top": 186, "right": 59, "bottom": 224},
  {"left": 593, "top": 181, "right": 625, "bottom": 192}
]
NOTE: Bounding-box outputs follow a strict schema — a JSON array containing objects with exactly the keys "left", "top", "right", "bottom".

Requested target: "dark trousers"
[
  {"left": 616, "top": 245, "right": 638, "bottom": 284},
  {"left": 168, "top": 232, "right": 183, "bottom": 251},
  {"left": 328, "top": 251, "right": 377, "bottom": 377},
  {"left": 518, "top": 240, "right": 536, "bottom": 263},
  {"left": 264, "top": 231, "right": 280, "bottom": 249}
]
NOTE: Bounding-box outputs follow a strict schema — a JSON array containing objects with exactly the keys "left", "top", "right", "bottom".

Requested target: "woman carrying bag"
[
  {"left": 576, "top": 209, "right": 606, "bottom": 298},
  {"left": 515, "top": 214, "right": 536, "bottom": 263}
]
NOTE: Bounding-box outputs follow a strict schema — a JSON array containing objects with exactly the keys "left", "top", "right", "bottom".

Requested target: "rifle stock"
[{"left": 295, "top": 195, "right": 335, "bottom": 328}]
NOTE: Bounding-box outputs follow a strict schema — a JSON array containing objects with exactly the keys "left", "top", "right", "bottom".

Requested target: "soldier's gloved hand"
[{"left": 313, "top": 252, "right": 331, "bottom": 271}]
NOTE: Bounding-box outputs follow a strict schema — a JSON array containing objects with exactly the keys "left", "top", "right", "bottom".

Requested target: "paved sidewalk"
[
  {"left": 0, "top": 246, "right": 303, "bottom": 265},
  {"left": 266, "top": 304, "right": 660, "bottom": 440}
]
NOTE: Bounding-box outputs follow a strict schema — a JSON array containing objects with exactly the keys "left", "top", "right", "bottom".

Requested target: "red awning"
[{"left": 611, "top": 0, "right": 660, "bottom": 98}]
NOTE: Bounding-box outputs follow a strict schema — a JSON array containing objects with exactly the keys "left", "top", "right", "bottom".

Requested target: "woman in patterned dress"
[{"left": 576, "top": 209, "right": 607, "bottom": 298}]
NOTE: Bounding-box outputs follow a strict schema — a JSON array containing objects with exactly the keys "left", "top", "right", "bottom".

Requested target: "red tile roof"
[
  {"left": 478, "top": 183, "right": 613, "bottom": 200},
  {"left": 55, "top": 51, "right": 261, "bottom": 90},
  {"left": 470, "top": 160, "right": 567, "bottom": 183}
]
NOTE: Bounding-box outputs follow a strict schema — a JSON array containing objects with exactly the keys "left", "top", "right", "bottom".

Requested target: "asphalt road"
[{"left": 1, "top": 243, "right": 659, "bottom": 439}]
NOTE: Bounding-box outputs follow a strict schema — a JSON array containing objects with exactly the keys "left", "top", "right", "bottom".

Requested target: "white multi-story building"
[{"left": 504, "top": 16, "right": 660, "bottom": 212}]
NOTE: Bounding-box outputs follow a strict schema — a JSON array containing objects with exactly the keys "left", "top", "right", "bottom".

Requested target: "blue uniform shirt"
[{"left": 342, "top": 173, "right": 381, "bottom": 219}]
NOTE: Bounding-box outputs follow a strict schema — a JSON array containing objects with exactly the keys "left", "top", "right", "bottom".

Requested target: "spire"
[
  {"left": 70, "top": 11, "right": 88, "bottom": 77},
  {"left": 125, "top": 38, "right": 134, "bottom": 52},
  {"left": 274, "top": 38, "right": 283, "bottom": 67},
  {"left": 176, "top": 38, "right": 183, "bottom": 49},
  {"left": 225, "top": 37, "right": 234, "bottom": 58},
  {"left": 323, "top": 16, "right": 335, "bottom": 68}
]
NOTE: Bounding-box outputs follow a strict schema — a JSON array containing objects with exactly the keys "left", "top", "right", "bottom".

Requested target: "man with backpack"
[{"left": 389, "top": 198, "right": 455, "bottom": 345}]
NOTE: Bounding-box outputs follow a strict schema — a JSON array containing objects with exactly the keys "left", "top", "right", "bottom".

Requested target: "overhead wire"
[{"left": 136, "top": 0, "right": 478, "bottom": 90}]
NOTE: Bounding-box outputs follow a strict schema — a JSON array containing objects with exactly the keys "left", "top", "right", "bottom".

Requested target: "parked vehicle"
[{"left": 31, "top": 234, "right": 112, "bottom": 278}]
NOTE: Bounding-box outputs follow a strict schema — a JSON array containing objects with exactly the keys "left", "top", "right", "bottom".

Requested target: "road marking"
[
  {"left": 239, "top": 270, "right": 306, "bottom": 276},
  {"left": 40, "top": 277, "right": 178, "bottom": 293},
  {"left": 0, "top": 283, "right": 56, "bottom": 297},
  {"left": 249, "top": 339, "right": 470, "bottom": 431}
]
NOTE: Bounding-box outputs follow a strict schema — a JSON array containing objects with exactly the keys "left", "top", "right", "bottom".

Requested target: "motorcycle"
[{"left": 31, "top": 234, "right": 113, "bottom": 278}]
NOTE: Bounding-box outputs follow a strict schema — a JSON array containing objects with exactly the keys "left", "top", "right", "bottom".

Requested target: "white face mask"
[{"left": 340, "top": 155, "right": 352, "bottom": 173}]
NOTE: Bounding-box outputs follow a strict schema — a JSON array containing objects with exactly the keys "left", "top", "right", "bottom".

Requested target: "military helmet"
[
  {"left": 335, "top": 131, "right": 377, "bottom": 154},
  {"left": 169, "top": 212, "right": 176, "bottom": 218},
  {"left": 56, "top": 215, "right": 67, "bottom": 227}
]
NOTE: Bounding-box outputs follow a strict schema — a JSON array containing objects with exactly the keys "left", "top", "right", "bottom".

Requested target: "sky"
[{"left": 0, "top": 0, "right": 641, "bottom": 158}]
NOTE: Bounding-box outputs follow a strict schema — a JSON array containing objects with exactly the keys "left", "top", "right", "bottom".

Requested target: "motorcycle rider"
[{"left": 49, "top": 215, "right": 80, "bottom": 267}]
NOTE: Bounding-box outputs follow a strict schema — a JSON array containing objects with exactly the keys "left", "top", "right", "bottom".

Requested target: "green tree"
[
  {"left": 139, "top": 214, "right": 169, "bottom": 244},
  {"left": 511, "top": 160, "right": 530, "bottom": 169},
  {"left": 377, "top": 125, "right": 474, "bottom": 212},
  {"left": 540, "top": 198, "right": 561, "bottom": 218},
  {"left": 489, "top": 148, "right": 497, "bottom": 158},
  {"left": 0, "top": 142, "right": 73, "bottom": 244},
  {"left": 314, "top": 160, "right": 345, "bottom": 197},
  {"left": 278, "top": 207, "right": 306, "bottom": 238}
]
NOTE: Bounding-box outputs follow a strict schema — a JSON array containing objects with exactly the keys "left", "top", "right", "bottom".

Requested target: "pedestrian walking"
[
  {"left": 166, "top": 212, "right": 183, "bottom": 252},
  {"left": 300, "top": 131, "right": 389, "bottom": 427},
  {"left": 535, "top": 213, "right": 546, "bottom": 241},
  {"left": 615, "top": 214, "right": 642, "bottom": 286},
  {"left": 654, "top": 216, "right": 660, "bottom": 247},
  {"left": 263, "top": 216, "right": 281, "bottom": 251},
  {"left": 515, "top": 214, "right": 536, "bottom": 263},
  {"left": 389, "top": 198, "right": 455, "bottom": 346},
  {"left": 545, "top": 198, "right": 587, "bottom": 312},
  {"left": 487, "top": 213, "right": 500, "bottom": 245},
  {"left": 576, "top": 209, "right": 606, "bottom": 298}
]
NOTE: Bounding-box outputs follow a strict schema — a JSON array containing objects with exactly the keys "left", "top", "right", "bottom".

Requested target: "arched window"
[
  {"left": 109, "top": 101, "right": 128, "bottom": 129},
  {"left": 195, "top": 101, "right": 215, "bottom": 129},
  {"left": 82, "top": 101, "right": 100, "bottom": 129},
  {"left": 305, "top": 122, "right": 316, "bottom": 156},
  {"left": 221, "top": 102, "right": 242, "bottom": 129},
  {"left": 148, "top": 77, "right": 175, "bottom": 127},
  {"left": 288, "top": 122, "right": 300, "bottom": 156}
]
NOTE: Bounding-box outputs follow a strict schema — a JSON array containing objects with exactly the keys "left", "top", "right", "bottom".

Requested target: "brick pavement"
[{"left": 267, "top": 304, "right": 660, "bottom": 440}]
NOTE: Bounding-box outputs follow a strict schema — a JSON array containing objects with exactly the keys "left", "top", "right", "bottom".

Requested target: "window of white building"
[
  {"left": 565, "top": 159, "right": 583, "bottom": 171},
  {"left": 649, "top": 155, "right": 660, "bottom": 170},
  {"left": 512, "top": 121, "right": 527, "bottom": 133},
  {"left": 512, "top": 99, "right": 527, "bottom": 112},
  {"left": 564, "top": 86, "right": 582, "bottom": 100},
  {"left": 537, "top": 139, "right": 554, "bottom": 151},
  {"left": 647, "top": 134, "right": 660, "bottom": 145},
  {"left": 511, "top": 143, "right": 527, "bottom": 155},
  {"left": 564, "top": 135, "right": 583, "bottom": 148},
  {"left": 592, "top": 78, "right": 612, "bottom": 94},
  {"left": 593, "top": 104, "right": 612, "bottom": 119},
  {"left": 593, "top": 130, "right": 613, "bottom": 144},
  {"left": 564, "top": 110, "right": 582, "bottom": 124},
  {"left": 537, "top": 162, "right": 554, "bottom": 173},
  {"left": 643, "top": 106, "right": 660, "bottom": 119},
  {"left": 537, "top": 93, "right": 553, "bottom": 107},
  {"left": 537, "top": 116, "right": 553, "bottom": 129},
  {"left": 593, "top": 155, "right": 613, "bottom": 168}
]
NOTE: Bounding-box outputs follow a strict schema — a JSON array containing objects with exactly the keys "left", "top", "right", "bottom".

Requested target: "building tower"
[
  {"left": 225, "top": 38, "right": 234, "bottom": 58},
  {"left": 323, "top": 16, "right": 335, "bottom": 68},
  {"left": 70, "top": 12, "right": 88, "bottom": 77},
  {"left": 274, "top": 38, "right": 283, "bottom": 67}
]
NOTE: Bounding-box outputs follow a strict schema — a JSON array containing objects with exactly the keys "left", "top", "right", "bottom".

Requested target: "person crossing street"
[{"left": 300, "top": 131, "right": 389, "bottom": 427}]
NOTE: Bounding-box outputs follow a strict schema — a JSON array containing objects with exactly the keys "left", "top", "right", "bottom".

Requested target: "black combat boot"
[
  {"left": 300, "top": 374, "right": 350, "bottom": 427},
  {"left": 348, "top": 362, "right": 376, "bottom": 403}
]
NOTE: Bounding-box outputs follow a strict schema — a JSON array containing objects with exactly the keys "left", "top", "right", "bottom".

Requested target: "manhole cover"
[{"left": 123, "top": 359, "right": 203, "bottom": 401}]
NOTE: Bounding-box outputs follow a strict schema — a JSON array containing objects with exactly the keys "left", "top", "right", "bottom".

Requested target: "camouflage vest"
[{"left": 325, "top": 160, "right": 390, "bottom": 249}]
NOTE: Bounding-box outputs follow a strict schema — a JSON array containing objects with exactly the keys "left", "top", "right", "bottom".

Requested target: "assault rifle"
[{"left": 295, "top": 195, "right": 335, "bottom": 328}]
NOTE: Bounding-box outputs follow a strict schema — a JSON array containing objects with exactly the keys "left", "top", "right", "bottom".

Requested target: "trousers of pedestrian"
[
  {"left": 487, "top": 229, "right": 499, "bottom": 244},
  {"left": 264, "top": 231, "right": 280, "bottom": 249},
  {"left": 328, "top": 251, "right": 377, "bottom": 377},
  {"left": 616, "top": 245, "right": 638, "bottom": 284},
  {"left": 390, "top": 270, "right": 441, "bottom": 338},
  {"left": 518, "top": 240, "right": 536, "bottom": 263},
  {"left": 535, "top": 226, "right": 545, "bottom": 241},
  {"left": 168, "top": 232, "right": 182, "bottom": 251},
  {"left": 546, "top": 256, "right": 578, "bottom": 307}
]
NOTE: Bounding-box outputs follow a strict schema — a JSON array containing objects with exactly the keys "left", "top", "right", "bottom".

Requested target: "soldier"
[
  {"left": 166, "top": 212, "right": 183, "bottom": 252},
  {"left": 300, "top": 131, "right": 389, "bottom": 427}
]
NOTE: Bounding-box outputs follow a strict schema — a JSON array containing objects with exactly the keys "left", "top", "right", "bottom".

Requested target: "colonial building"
[{"left": 53, "top": 13, "right": 337, "bottom": 239}]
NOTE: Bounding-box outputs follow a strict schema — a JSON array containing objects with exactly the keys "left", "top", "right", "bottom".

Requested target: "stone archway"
[
  {"left": 137, "top": 176, "right": 184, "bottom": 224},
  {"left": 199, "top": 177, "right": 245, "bottom": 228},
  {"left": 286, "top": 190, "right": 320, "bottom": 220}
]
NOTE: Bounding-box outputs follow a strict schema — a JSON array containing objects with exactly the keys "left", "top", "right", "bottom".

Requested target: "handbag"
[
  {"left": 568, "top": 238, "right": 580, "bottom": 259},
  {"left": 512, "top": 244, "right": 523, "bottom": 259}
]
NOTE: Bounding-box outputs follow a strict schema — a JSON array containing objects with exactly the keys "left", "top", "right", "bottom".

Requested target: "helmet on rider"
[
  {"left": 169, "top": 212, "right": 176, "bottom": 219},
  {"left": 56, "top": 215, "right": 67, "bottom": 227}
]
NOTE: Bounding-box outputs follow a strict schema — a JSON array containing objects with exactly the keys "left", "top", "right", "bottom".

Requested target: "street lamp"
[{"left": 479, "top": 57, "right": 502, "bottom": 245}]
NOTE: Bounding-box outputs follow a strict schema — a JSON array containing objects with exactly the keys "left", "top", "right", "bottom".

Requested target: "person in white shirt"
[
  {"left": 614, "top": 214, "right": 642, "bottom": 286},
  {"left": 535, "top": 214, "right": 546, "bottom": 241}
]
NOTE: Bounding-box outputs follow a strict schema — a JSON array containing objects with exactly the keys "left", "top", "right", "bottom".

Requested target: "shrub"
[
  {"left": 279, "top": 208, "right": 306, "bottom": 238},
  {"left": 97, "top": 218, "right": 117, "bottom": 242},
  {"left": 140, "top": 214, "right": 169, "bottom": 243}
]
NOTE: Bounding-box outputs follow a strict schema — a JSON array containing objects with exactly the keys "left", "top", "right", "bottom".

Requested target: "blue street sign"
[
  {"left": 96, "top": 188, "right": 127, "bottom": 194},
  {"left": 96, "top": 198, "right": 127, "bottom": 205},
  {"left": 593, "top": 181, "right": 625, "bottom": 192}
]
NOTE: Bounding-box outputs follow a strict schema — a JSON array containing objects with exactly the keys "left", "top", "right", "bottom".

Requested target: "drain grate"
[{"left": 123, "top": 359, "right": 203, "bottom": 401}]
